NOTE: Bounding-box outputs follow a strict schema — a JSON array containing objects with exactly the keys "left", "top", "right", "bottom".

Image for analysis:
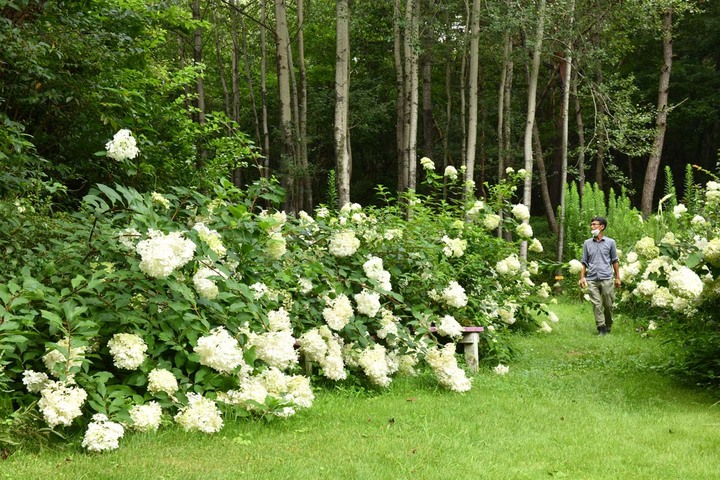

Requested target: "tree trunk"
[
  {"left": 260, "top": 0, "right": 271, "bottom": 176},
  {"left": 334, "top": 0, "right": 351, "bottom": 209},
  {"left": 521, "top": 0, "right": 546, "bottom": 260},
  {"left": 275, "top": 0, "right": 296, "bottom": 205},
  {"left": 403, "top": 0, "right": 419, "bottom": 192},
  {"left": 464, "top": 0, "right": 481, "bottom": 197},
  {"left": 211, "top": 7, "right": 231, "bottom": 119},
  {"left": 534, "top": 124, "right": 557, "bottom": 234},
  {"left": 572, "top": 65, "right": 586, "bottom": 197},
  {"left": 556, "top": 0, "right": 575, "bottom": 263},
  {"left": 497, "top": 29, "right": 511, "bottom": 180},
  {"left": 193, "top": 0, "right": 207, "bottom": 168},
  {"left": 237, "top": 14, "right": 260, "bottom": 147},
  {"left": 297, "top": 0, "right": 312, "bottom": 211},
  {"left": 394, "top": 0, "right": 407, "bottom": 193},
  {"left": 592, "top": 3, "right": 605, "bottom": 190},
  {"left": 641, "top": 8, "right": 673, "bottom": 217},
  {"left": 231, "top": 7, "right": 241, "bottom": 124},
  {"left": 421, "top": 22, "right": 434, "bottom": 159}
]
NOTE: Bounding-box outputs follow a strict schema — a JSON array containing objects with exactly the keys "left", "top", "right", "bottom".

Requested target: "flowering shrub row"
[{"left": 0, "top": 133, "right": 559, "bottom": 452}]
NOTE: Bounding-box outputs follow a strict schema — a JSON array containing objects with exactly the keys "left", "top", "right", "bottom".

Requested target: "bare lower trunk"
[
  {"left": 557, "top": 0, "right": 574, "bottom": 262},
  {"left": 572, "top": 66, "right": 586, "bottom": 197},
  {"left": 641, "top": 8, "right": 673, "bottom": 217},
  {"left": 334, "top": 0, "right": 351, "bottom": 208},
  {"left": 260, "top": 0, "right": 271, "bottom": 176},
  {"left": 464, "top": 0, "right": 481, "bottom": 197}
]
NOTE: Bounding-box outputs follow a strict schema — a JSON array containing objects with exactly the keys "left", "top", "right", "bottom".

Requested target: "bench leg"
[{"left": 462, "top": 332, "right": 479, "bottom": 373}]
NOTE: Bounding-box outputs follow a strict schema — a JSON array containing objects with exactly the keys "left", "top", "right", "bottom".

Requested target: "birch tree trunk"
[
  {"left": 211, "top": 6, "right": 230, "bottom": 119},
  {"left": 533, "top": 124, "right": 557, "bottom": 233},
  {"left": 641, "top": 8, "right": 673, "bottom": 217},
  {"left": 556, "top": 0, "right": 575, "bottom": 263},
  {"left": 421, "top": 22, "right": 434, "bottom": 159},
  {"left": 520, "top": 0, "right": 546, "bottom": 260},
  {"left": 497, "top": 30, "right": 511, "bottom": 179},
  {"left": 239, "top": 14, "right": 261, "bottom": 147},
  {"left": 464, "top": 0, "right": 481, "bottom": 197},
  {"left": 275, "top": 0, "right": 295, "bottom": 204},
  {"left": 334, "top": 0, "right": 351, "bottom": 208},
  {"left": 403, "top": 0, "right": 419, "bottom": 192}
]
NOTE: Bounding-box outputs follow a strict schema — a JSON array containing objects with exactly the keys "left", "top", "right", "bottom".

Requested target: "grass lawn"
[{"left": 3, "top": 299, "right": 719, "bottom": 480}]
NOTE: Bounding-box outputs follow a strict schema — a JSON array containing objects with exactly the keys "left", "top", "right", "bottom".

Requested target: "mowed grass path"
[{"left": 3, "top": 300, "right": 719, "bottom": 480}]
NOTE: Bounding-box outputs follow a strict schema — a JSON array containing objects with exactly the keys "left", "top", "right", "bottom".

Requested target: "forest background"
[{"left": 2, "top": 0, "right": 719, "bottom": 222}]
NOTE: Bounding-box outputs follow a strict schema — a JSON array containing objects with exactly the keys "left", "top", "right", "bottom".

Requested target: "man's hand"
[
  {"left": 579, "top": 278, "right": 587, "bottom": 289},
  {"left": 614, "top": 278, "right": 621, "bottom": 288}
]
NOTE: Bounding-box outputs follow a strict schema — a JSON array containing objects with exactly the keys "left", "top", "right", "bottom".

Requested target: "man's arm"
[{"left": 613, "top": 260, "right": 621, "bottom": 288}]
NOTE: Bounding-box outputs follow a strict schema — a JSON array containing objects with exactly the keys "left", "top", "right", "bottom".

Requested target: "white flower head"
[
  {"left": 105, "top": 129, "right": 139, "bottom": 161},
  {"left": 420, "top": 157, "right": 435, "bottom": 171},
  {"left": 107, "top": 333, "right": 148, "bottom": 370},
  {"left": 82, "top": 414, "right": 125, "bottom": 452}
]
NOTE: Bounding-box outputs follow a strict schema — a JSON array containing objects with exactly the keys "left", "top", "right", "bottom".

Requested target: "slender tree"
[
  {"left": 641, "top": 7, "right": 673, "bottom": 217},
  {"left": 464, "top": 0, "right": 481, "bottom": 197},
  {"left": 334, "top": 0, "right": 351, "bottom": 208}
]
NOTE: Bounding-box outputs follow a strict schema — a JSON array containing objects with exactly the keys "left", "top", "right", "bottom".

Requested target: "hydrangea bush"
[
  {"left": 612, "top": 177, "right": 720, "bottom": 386},
  {"left": 0, "top": 134, "right": 558, "bottom": 452}
]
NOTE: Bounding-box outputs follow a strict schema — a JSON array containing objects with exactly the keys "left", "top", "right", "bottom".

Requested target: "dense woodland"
[{"left": 2, "top": 0, "right": 719, "bottom": 219}]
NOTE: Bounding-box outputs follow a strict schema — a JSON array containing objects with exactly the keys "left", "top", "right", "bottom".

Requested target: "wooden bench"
[{"left": 429, "top": 326, "right": 484, "bottom": 373}]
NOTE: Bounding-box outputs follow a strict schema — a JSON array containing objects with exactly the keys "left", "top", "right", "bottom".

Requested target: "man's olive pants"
[{"left": 587, "top": 278, "right": 615, "bottom": 330}]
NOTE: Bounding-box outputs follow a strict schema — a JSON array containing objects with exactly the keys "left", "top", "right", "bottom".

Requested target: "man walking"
[{"left": 578, "top": 216, "right": 621, "bottom": 336}]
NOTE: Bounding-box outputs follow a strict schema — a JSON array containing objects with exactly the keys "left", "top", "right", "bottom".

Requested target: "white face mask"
[{"left": 591, "top": 228, "right": 601, "bottom": 237}]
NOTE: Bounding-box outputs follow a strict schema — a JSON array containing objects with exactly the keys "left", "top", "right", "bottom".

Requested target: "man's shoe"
[{"left": 597, "top": 326, "right": 607, "bottom": 336}]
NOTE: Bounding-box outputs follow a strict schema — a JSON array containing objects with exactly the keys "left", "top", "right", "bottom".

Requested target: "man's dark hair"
[{"left": 591, "top": 216, "right": 607, "bottom": 228}]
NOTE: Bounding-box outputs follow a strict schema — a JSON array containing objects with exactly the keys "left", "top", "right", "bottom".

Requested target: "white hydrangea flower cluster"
[
  {"left": 42, "top": 337, "right": 87, "bottom": 379},
  {"left": 151, "top": 192, "right": 171, "bottom": 210},
  {"left": 363, "top": 256, "right": 392, "bottom": 291},
  {"left": 354, "top": 289, "right": 381, "bottom": 318},
  {"left": 193, "top": 267, "right": 227, "bottom": 300},
  {"left": 420, "top": 156, "right": 435, "bottom": 170},
  {"left": 620, "top": 260, "right": 642, "bottom": 283},
  {"left": 147, "top": 368, "right": 179, "bottom": 396},
  {"left": 218, "top": 377, "right": 268, "bottom": 410},
  {"left": 425, "top": 344, "right": 472, "bottom": 392},
  {"left": 107, "top": 333, "right": 148, "bottom": 370},
  {"left": 444, "top": 165, "right": 458, "bottom": 180},
  {"left": 322, "top": 294, "right": 354, "bottom": 330},
  {"left": 466, "top": 200, "right": 484, "bottom": 220},
  {"left": 634, "top": 279, "right": 658, "bottom": 297},
  {"left": 38, "top": 380, "right": 88, "bottom": 427},
  {"left": 537, "top": 282, "right": 551, "bottom": 299},
  {"left": 174, "top": 393, "right": 223, "bottom": 433},
  {"left": 22, "top": 370, "right": 50, "bottom": 393},
  {"left": 246, "top": 330, "right": 298, "bottom": 370},
  {"left": 511, "top": 203, "right": 530, "bottom": 221},
  {"left": 702, "top": 238, "right": 720, "bottom": 267},
  {"left": 299, "top": 327, "right": 347, "bottom": 381},
  {"left": 539, "top": 321, "right": 552, "bottom": 333},
  {"left": 298, "top": 328, "right": 328, "bottom": 362},
  {"left": 441, "top": 235, "right": 467, "bottom": 257},
  {"left": 383, "top": 228, "right": 404, "bottom": 240},
  {"left": 515, "top": 222, "right": 533, "bottom": 238},
  {"left": 357, "top": 344, "right": 392, "bottom": 387},
  {"left": 441, "top": 281, "right": 468, "bottom": 308},
  {"left": 529, "top": 238, "right": 543, "bottom": 253},
  {"left": 105, "top": 129, "right": 139, "bottom": 161},
  {"left": 376, "top": 308, "right": 400, "bottom": 341},
  {"left": 498, "top": 304, "right": 516, "bottom": 325},
  {"left": 547, "top": 311, "right": 560, "bottom": 323},
  {"left": 642, "top": 256, "right": 673, "bottom": 279},
  {"left": 672, "top": 203, "right": 687, "bottom": 218},
  {"left": 436, "top": 315, "right": 463, "bottom": 339},
  {"left": 193, "top": 223, "right": 226, "bottom": 257},
  {"left": 495, "top": 254, "right": 522, "bottom": 276},
  {"left": 194, "top": 327, "right": 244, "bottom": 374},
  {"left": 136, "top": 230, "right": 196, "bottom": 278},
  {"left": 82, "top": 414, "right": 125, "bottom": 452},
  {"left": 568, "top": 259, "right": 583, "bottom": 274},
  {"left": 328, "top": 230, "right": 361, "bottom": 257},
  {"left": 635, "top": 236, "right": 659, "bottom": 259},
  {"left": 129, "top": 401, "right": 163, "bottom": 432},
  {"left": 691, "top": 215, "right": 707, "bottom": 227},
  {"left": 267, "top": 231, "right": 287, "bottom": 259},
  {"left": 651, "top": 286, "right": 673, "bottom": 308},
  {"left": 706, "top": 181, "right": 720, "bottom": 205},
  {"left": 668, "top": 266, "right": 704, "bottom": 300},
  {"left": 482, "top": 214, "right": 501, "bottom": 231},
  {"left": 260, "top": 368, "right": 315, "bottom": 411}
]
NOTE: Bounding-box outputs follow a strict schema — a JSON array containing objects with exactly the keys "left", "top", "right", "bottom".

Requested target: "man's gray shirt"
[{"left": 581, "top": 236, "right": 618, "bottom": 281}]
